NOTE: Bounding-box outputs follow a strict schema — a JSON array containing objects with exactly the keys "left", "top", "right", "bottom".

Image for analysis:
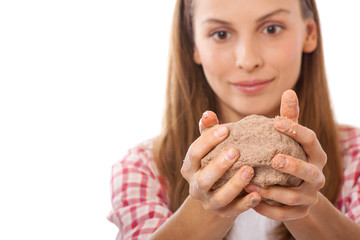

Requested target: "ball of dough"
[{"left": 200, "top": 115, "right": 307, "bottom": 194}]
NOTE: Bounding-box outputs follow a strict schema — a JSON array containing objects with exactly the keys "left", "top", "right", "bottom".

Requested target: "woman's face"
[{"left": 192, "top": 0, "right": 317, "bottom": 122}]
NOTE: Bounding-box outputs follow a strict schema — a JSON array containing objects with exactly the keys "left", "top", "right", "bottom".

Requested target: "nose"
[{"left": 235, "top": 38, "right": 263, "bottom": 72}]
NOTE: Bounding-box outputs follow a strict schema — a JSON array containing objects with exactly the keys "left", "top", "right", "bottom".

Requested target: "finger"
[
  {"left": 274, "top": 117, "right": 327, "bottom": 167},
  {"left": 216, "top": 192, "right": 261, "bottom": 218},
  {"left": 245, "top": 184, "right": 317, "bottom": 206},
  {"left": 272, "top": 154, "right": 325, "bottom": 189},
  {"left": 253, "top": 201, "right": 310, "bottom": 221},
  {"left": 280, "top": 89, "right": 299, "bottom": 122},
  {"left": 181, "top": 124, "right": 229, "bottom": 179},
  {"left": 199, "top": 111, "right": 219, "bottom": 134},
  {"left": 207, "top": 166, "right": 254, "bottom": 208},
  {"left": 196, "top": 148, "right": 240, "bottom": 192}
]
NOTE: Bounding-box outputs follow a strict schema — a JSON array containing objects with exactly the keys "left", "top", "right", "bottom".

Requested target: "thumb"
[
  {"left": 199, "top": 111, "right": 219, "bottom": 135},
  {"left": 280, "top": 89, "right": 299, "bottom": 122}
]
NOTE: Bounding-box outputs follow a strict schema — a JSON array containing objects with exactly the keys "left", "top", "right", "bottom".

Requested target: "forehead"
[{"left": 192, "top": 0, "right": 302, "bottom": 22}]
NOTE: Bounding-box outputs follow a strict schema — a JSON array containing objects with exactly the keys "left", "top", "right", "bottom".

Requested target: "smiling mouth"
[{"left": 232, "top": 78, "right": 274, "bottom": 94}]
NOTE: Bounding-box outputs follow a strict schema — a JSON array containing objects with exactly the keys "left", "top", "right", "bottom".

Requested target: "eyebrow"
[
  {"left": 202, "top": 18, "right": 231, "bottom": 26},
  {"left": 256, "top": 8, "right": 291, "bottom": 22},
  {"left": 202, "top": 8, "right": 291, "bottom": 26}
]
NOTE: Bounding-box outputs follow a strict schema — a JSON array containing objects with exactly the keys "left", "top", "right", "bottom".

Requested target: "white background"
[{"left": 0, "top": 1, "right": 359, "bottom": 239}]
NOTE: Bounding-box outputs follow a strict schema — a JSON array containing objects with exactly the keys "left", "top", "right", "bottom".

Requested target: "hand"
[
  {"left": 245, "top": 90, "right": 326, "bottom": 221},
  {"left": 181, "top": 111, "right": 261, "bottom": 218}
]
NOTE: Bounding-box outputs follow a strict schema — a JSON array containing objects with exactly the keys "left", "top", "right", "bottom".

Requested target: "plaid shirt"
[
  {"left": 108, "top": 126, "right": 360, "bottom": 239},
  {"left": 335, "top": 125, "right": 360, "bottom": 221}
]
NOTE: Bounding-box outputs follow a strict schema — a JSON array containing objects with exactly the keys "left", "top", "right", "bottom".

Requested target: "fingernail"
[
  {"left": 246, "top": 196, "right": 261, "bottom": 208},
  {"left": 241, "top": 167, "right": 254, "bottom": 180},
  {"left": 202, "top": 111, "right": 209, "bottom": 119},
  {"left": 214, "top": 126, "right": 228, "bottom": 138},
  {"left": 273, "top": 156, "right": 288, "bottom": 169},
  {"left": 224, "top": 148, "right": 237, "bottom": 162},
  {"left": 275, "top": 118, "right": 290, "bottom": 132}
]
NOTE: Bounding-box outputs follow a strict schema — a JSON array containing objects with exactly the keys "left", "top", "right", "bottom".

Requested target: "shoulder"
[
  {"left": 337, "top": 124, "right": 360, "bottom": 190},
  {"left": 109, "top": 138, "right": 169, "bottom": 207},
  {"left": 336, "top": 125, "right": 360, "bottom": 223},
  {"left": 108, "top": 139, "right": 172, "bottom": 237},
  {"left": 338, "top": 125, "right": 360, "bottom": 155},
  {"left": 112, "top": 138, "right": 160, "bottom": 178}
]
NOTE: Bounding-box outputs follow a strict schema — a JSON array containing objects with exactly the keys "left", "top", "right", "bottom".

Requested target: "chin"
[
  {"left": 218, "top": 98, "right": 280, "bottom": 122},
  {"left": 236, "top": 107, "right": 279, "bottom": 120}
]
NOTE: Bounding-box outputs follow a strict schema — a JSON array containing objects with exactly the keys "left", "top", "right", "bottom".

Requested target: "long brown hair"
[{"left": 154, "top": 0, "right": 342, "bottom": 239}]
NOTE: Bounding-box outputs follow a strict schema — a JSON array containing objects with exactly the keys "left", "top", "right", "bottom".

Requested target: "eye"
[
  {"left": 211, "top": 31, "right": 231, "bottom": 41},
  {"left": 263, "top": 25, "right": 283, "bottom": 35}
]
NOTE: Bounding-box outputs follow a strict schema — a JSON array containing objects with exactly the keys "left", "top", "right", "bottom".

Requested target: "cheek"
[
  {"left": 198, "top": 46, "right": 233, "bottom": 81},
  {"left": 271, "top": 39, "right": 303, "bottom": 79}
]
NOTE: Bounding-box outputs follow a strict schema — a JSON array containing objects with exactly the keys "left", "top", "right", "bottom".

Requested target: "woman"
[{"left": 108, "top": 0, "right": 360, "bottom": 239}]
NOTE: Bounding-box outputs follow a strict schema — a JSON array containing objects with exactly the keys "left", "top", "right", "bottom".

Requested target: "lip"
[{"left": 231, "top": 78, "right": 274, "bottom": 94}]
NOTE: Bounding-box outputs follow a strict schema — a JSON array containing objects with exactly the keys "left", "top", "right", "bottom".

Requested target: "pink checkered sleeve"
[
  {"left": 336, "top": 126, "right": 360, "bottom": 223},
  {"left": 107, "top": 141, "right": 173, "bottom": 239}
]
